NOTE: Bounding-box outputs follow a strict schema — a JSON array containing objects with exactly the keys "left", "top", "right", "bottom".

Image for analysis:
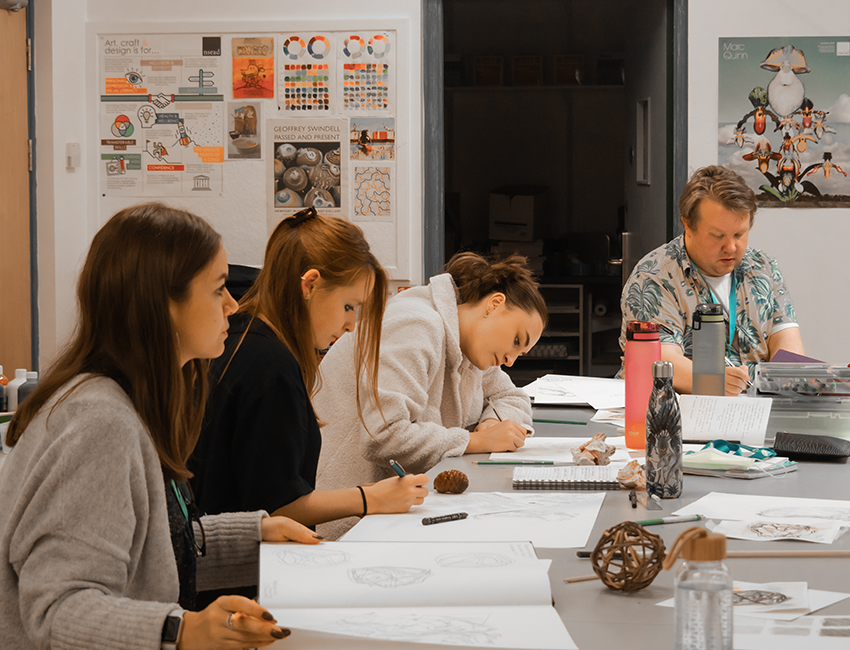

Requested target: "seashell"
[
  {"left": 324, "top": 149, "right": 341, "bottom": 166},
  {"left": 433, "top": 469, "right": 469, "bottom": 494},
  {"left": 275, "top": 143, "right": 297, "bottom": 166},
  {"left": 274, "top": 159, "right": 285, "bottom": 178},
  {"left": 304, "top": 187, "right": 335, "bottom": 208},
  {"left": 309, "top": 162, "right": 341, "bottom": 190},
  {"left": 282, "top": 166, "right": 309, "bottom": 192},
  {"left": 275, "top": 189, "right": 304, "bottom": 207},
  {"left": 296, "top": 147, "right": 322, "bottom": 167}
]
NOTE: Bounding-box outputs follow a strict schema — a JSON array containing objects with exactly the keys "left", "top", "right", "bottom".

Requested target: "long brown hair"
[
  {"left": 446, "top": 251, "right": 548, "bottom": 328},
  {"left": 5, "top": 202, "right": 221, "bottom": 481},
  {"left": 235, "top": 213, "right": 388, "bottom": 422}
]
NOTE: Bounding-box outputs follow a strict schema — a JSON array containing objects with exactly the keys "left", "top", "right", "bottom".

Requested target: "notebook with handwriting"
[{"left": 513, "top": 465, "right": 621, "bottom": 490}]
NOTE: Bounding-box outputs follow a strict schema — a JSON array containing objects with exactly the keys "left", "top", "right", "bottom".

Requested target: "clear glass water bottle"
[
  {"left": 645, "top": 360, "right": 683, "bottom": 499},
  {"left": 667, "top": 527, "right": 733, "bottom": 650}
]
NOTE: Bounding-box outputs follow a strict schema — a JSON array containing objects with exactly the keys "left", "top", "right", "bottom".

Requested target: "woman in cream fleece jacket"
[{"left": 315, "top": 252, "right": 547, "bottom": 536}]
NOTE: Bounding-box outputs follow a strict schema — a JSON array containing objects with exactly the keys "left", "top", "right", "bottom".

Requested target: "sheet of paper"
[
  {"left": 673, "top": 491, "right": 850, "bottom": 526},
  {"left": 658, "top": 585, "right": 848, "bottom": 622},
  {"left": 489, "top": 436, "right": 631, "bottom": 464},
  {"left": 734, "top": 614, "right": 850, "bottom": 649},
  {"left": 523, "top": 375, "right": 625, "bottom": 410},
  {"left": 678, "top": 395, "right": 772, "bottom": 445},
  {"left": 590, "top": 408, "right": 625, "bottom": 429},
  {"left": 341, "top": 492, "right": 606, "bottom": 548},
  {"left": 270, "top": 605, "right": 577, "bottom": 650},
  {"left": 711, "top": 519, "right": 845, "bottom": 544},
  {"left": 260, "top": 541, "right": 551, "bottom": 609}
]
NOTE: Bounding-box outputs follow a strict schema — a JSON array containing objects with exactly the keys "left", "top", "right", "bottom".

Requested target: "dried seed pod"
[{"left": 434, "top": 469, "right": 469, "bottom": 494}]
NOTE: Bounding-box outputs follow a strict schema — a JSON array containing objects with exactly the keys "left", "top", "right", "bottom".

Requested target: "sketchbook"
[
  {"left": 512, "top": 465, "right": 622, "bottom": 490},
  {"left": 260, "top": 540, "right": 576, "bottom": 649}
]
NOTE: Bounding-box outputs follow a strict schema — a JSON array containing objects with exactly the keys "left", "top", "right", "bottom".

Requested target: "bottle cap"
[
  {"left": 682, "top": 530, "right": 726, "bottom": 562},
  {"left": 15, "top": 369, "right": 27, "bottom": 379},
  {"left": 662, "top": 526, "right": 727, "bottom": 571},
  {"left": 626, "top": 321, "right": 661, "bottom": 341},
  {"left": 26, "top": 371, "right": 38, "bottom": 380},
  {"left": 651, "top": 360, "right": 674, "bottom": 378}
]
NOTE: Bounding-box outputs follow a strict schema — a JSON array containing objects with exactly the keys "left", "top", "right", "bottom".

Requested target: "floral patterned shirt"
[{"left": 618, "top": 234, "right": 798, "bottom": 379}]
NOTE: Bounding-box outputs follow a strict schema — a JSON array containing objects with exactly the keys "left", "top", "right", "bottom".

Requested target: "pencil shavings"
[
  {"left": 617, "top": 460, "right": 646, "bottom": 489},
  {"left": 571, "top": 432, "right": 616, "bottom": 466}
]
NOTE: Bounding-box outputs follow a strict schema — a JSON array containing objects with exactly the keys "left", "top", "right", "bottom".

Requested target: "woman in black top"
[{"left": 191, "top": 208, "right": 428, "bottom": 528}]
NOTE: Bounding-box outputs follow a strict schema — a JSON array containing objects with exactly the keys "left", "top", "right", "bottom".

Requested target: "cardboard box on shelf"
[{"left": 488, "top": 185, "right": 549, "bottom": 242}]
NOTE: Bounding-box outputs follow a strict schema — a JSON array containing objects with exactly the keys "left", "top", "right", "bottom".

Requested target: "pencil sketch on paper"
[
  {"left": 348, "top": 566, "right": 432, "bottom": 588},
  {"left": 326, "top": 611, "right": 501, "bottom": 645},
  {"left": 734, "top": 590, "right": 790, "bottom": 606},
  {"left": 274, "top": 548, "right": 351, "bottom": 567},
  {"left": 746, "top": 522, "right": 820, "bottom": 539},
  {"left": 757, "top": 507, "right": 850, "bottom": 521},
  {"left": 473, "top": 508, "right": 578, "bottom": 523},
  {"left": 435, "top": 553, "right": 515, "bottom": 569}
]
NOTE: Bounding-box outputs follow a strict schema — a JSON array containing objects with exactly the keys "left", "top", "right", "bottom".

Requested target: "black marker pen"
[{"left": 421, "top": 512, "right": 468, "bottom": 526}]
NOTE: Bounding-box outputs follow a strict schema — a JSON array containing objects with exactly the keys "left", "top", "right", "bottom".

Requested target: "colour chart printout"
[
  {"left": 98, "top": 34, "right": 224, "bottom": 196},
  {"left": 277, "top": 33, "right": 335, "bottom": 113}
]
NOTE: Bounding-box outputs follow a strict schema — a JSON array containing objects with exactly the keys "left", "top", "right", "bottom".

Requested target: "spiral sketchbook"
[{"left": 512, "top": 465, "right": 622, "bottom": 490}]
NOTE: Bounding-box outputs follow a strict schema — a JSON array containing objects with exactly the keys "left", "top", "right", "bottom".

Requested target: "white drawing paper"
[
  {"left": 657, "top": 584, "right": 849, "bottom": 622},
  {"left": 341, "top": 492, "right": 606, "bottom": 549},
  {"left": 260, "top": 541, "right": 576, "bottom": 649},
  {"left": 488, "top": 436, "right": 631, "bottom": 464},
  {"left": 522, "top": 375, "right": 625, "bottom": 410},
  {"left": 712, "top": 519, "right": 844, "bottom": 545},
  {"left": 678, "top": 395, "right": 772, "bottom": 445},
  {"left": 734, "top": 615, "right": 850, "bottom": 650},
  {"left": 673, "top": 492, "right": 850, "bottom": 526}
]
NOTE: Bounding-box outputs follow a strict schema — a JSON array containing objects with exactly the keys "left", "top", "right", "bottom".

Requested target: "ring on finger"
[{"left": 227, "top": 612, "right": 236, "bottom": 630}]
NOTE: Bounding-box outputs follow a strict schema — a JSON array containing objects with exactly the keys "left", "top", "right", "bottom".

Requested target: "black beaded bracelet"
[{"left": 356, "top": 485, "right": 368, "bottom": 517}]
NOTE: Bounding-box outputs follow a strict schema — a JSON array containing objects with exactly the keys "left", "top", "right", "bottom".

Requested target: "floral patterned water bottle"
[{"left": 645, "top": 360, "right": 683, "bottom": 499}]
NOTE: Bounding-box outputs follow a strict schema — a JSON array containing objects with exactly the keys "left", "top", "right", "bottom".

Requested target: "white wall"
[
  {"left": 689, "top": 0, "right": 849, "bottom": 363},
  {"left": 34, "top": 0, "right": 423, "bottom": 368}
]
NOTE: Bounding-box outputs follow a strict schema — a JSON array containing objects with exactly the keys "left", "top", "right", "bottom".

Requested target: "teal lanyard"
[{"left": 171, "top": 479, "right": 190, "bottom": 522}]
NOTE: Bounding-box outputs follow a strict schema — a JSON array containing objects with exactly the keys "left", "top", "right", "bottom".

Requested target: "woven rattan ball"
[
  {"left": 433, "top": 469, "right": 469, "bottom": 494},
  {"left": 590, "top": 521, "right": 666, "bottom": 592}
]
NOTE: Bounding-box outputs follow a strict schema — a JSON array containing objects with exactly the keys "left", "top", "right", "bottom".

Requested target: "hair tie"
[{"left": 286, "top": 206, "right": 317, "bottom": 228}]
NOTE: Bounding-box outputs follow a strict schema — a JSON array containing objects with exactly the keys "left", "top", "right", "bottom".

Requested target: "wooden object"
[{"left": 590, "top": 521, "right": 666, "bottom": 592}]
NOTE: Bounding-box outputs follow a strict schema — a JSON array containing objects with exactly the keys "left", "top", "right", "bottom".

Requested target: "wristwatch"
[{"left": 161, "top": 610, "right": 185, "bottom": 650}]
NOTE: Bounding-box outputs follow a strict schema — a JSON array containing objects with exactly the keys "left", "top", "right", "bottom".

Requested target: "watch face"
[{"left": 162, "top": 615, "right": 181, "bottom": 642}]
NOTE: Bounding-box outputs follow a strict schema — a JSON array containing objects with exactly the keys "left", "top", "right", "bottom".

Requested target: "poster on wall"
[
  {"left": 339, "top": 31, "right": 395, "bottom": 114},
  {"left": 232, "top": 37, "right": 275, "bottom": 99},
  {"left": 277, "top": 32, "right": 336, "bottom": 113},
  {"left": 718, "top": 36, "right": 850, "bottom": 206},
  {"left": 98, "top": 34, "right": 225, "bottom": 196},
  {"left": 226, "top": 101, "right": 262, "bottom": 159},
  {"left": 268, "top": 117, "right": 348, "bottom": 229}
]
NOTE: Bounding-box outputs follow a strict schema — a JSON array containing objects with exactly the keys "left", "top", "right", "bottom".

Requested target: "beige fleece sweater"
[{"left": 314, "top": 273, "right": 532, "bottom": 537}]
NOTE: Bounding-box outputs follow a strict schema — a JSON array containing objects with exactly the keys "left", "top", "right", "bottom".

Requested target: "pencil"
[
  {"left": 532, "top": 418, "right": 587, "bottom": 425},
  {"left": 726, "top": 550, "right": 850, "bottom": 558},
  {"left": 473, "top": 460, "right": 571, "bottom": 466},
  {"left": 634, "top": 514, "right": 704, "bottom": 526},
  {"left": 564, "top": 575, "right": 598, "bottom": 584}
]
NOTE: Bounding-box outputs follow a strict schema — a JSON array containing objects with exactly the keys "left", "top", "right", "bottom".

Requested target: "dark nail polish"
[
  {"left": 262, "top": 611, "right": 275, "bottom": 621},
  {"left": 312, "top": 534, "right": 325, "bottom": 540},
  {"left": 271, "top": 628, "right": 291, "bottom": 639}
]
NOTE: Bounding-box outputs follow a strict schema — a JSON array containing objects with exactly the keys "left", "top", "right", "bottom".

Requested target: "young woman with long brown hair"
[
  {"left": 190, "top": 208, "right": 427, "bottom": 533},
  {"left": 0, "top": 203, "right": 317, "bottom": 650},
  {"left": 314, "top": 251, "right": 547, "bottom": 537}
]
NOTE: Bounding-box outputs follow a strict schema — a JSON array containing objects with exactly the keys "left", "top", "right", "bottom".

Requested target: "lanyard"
[{"left": 171, "top": 479, "right": 190, "bottom": 522}]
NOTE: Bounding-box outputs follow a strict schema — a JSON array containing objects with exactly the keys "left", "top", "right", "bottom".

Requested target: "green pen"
[
  {"left": 634, "top": 514, "right": 705, "bottom": 526},
  {"left": 389, "top": 459, "right": 407, "bottom": 477},
  {"left": 532, "top": 418, "right": 587, "bottom": 425}
]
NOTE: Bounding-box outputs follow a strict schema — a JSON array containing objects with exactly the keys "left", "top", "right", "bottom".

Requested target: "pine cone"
[{"left": 434, "top": 469, "right": 469, "bottom": 494}]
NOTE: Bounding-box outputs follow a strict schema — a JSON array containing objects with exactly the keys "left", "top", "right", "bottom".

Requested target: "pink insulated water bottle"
[{"left": 624, "top": 321, "right": 661, "bottom": 450}]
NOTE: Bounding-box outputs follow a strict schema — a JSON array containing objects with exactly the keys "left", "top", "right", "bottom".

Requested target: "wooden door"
[{"left": 0, "top": 7, "right": 32, "bottom": 375}]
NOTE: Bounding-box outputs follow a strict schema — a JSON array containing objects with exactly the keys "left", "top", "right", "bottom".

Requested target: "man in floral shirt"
[{"left": 619, "top": 165, "right": 804, "bottom": 395}]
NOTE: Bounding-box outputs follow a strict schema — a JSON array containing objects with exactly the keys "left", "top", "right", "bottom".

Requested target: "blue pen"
[{"left": 389, "top": 459, "right": 407, "bottom": 478}]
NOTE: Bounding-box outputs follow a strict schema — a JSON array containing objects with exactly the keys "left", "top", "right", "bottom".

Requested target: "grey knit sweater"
[{"left": 0, "top": 375, "right": 265, "bottom": 650}]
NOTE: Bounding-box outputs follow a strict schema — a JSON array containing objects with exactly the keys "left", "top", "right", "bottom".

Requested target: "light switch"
[{"left": 66, "top": 142, "right": 81, "bottom": 169}]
